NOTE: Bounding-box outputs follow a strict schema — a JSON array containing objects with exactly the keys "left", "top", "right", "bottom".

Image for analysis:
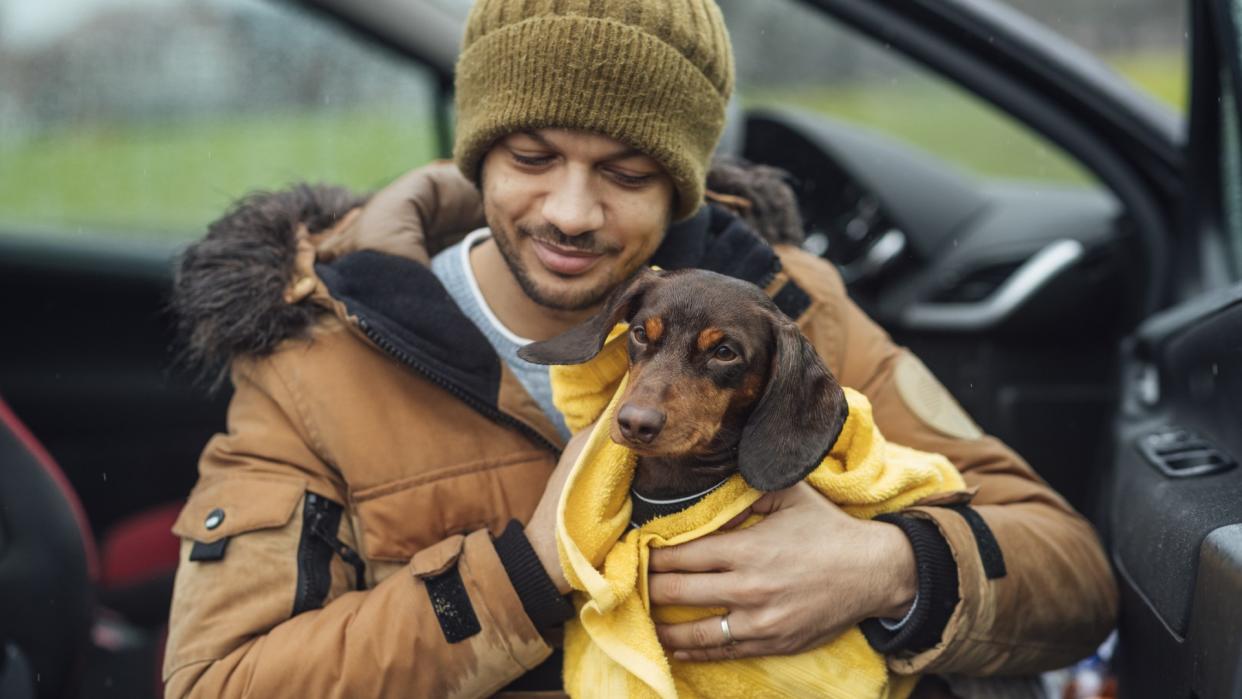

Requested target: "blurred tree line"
[
  {"left": 0, "top": 0, "right": 433, "bottom": 140},
  {"left": 718, "top": 0, "right": 1185, "bottom": 89},
  {"left": 0, "top": 0, "right": 1185, "bottom": 142}
]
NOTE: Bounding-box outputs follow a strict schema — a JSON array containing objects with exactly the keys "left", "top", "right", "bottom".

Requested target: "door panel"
[
  {"left": 1105, "top": 2, "right": 1242, "bottom": 695},
  {"left": 1107, "top": 285, "right": 1242, "bottom": 697}
]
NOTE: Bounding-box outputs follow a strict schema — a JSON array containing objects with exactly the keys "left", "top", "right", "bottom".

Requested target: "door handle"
[{"left": 901, "top": 239, "right": 1084, "bottom": 331}]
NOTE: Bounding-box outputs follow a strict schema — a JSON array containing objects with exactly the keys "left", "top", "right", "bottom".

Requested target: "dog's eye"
[
  {"left": 631, "top": 325, "right": 648, "bottom": 343},
  {"left": 713, "top": 345, "right": 738, "bottom": 361}
]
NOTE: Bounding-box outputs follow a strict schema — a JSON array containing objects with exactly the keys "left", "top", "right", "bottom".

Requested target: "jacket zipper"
[
  {"left": 294, "top": 493, "right": 362, "bottom": 613},
  {"left": 357, "top": 317, "right": 562, "bottom": 456},
  {"left": 306, "top": 494, "right": 367, "bottom": 591}
]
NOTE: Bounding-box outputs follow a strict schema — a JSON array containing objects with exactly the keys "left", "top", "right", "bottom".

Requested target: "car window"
[
  {"left": 1001, "top": 0, "right": 1188, "bottom": 112},
  {"left": 0, "top": 0, "right": 440, "bottom": 242},
  {"left": 1220, "top": 1, "right": 1242, "bottom": 278},
  {"left": 718, "top": 0, "right": 1098, "bottom": 185}
]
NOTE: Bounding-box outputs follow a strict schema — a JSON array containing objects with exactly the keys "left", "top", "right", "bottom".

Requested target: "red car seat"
[
  {"left": 0, "top": 396, "right": 183, "bottom": 699},
  {"left": 0, "top": 396, "right": 96, "bottom": 699}
]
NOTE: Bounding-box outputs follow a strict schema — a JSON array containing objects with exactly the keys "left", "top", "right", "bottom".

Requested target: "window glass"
[
  {"left": 1221, "top": 2, "right": 1242, "bottom": 277},
  {"left": 719, "top": 0, "right": 1097, "bottom": 185},
  {"left": 1002, "top": 0, "right": 1188, "bottom": 112},
  {"left": 0, "top": 0, "right": 439, "bottom": 241}
]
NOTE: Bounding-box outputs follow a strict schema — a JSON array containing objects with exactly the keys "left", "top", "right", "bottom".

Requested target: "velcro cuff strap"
[
  {"left": 772, "top": 280, "right": 812, "bottom": 319},
  {"left": 945, "top": 504, "right": 1007, "bottom": 579},
  {"left": 424, "top": 564, "right": 483, "bottom": 644}
]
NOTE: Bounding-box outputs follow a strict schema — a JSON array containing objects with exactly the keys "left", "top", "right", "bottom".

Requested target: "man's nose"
[
  {"left": 542, "top": 169, "right": 605, "bottom": 237},
  {"left": 617, "top": 404, "right": 666, "bottom": 444}
]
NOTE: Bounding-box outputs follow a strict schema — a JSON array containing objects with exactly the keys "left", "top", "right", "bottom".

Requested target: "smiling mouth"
[{"left": 531, "top": 239, "right": 605, "bottom": 276}]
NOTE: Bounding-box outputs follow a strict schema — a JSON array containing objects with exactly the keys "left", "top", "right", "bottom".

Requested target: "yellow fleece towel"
[{"left": 552, "top": 327, "right": 966, "bottom": 699}]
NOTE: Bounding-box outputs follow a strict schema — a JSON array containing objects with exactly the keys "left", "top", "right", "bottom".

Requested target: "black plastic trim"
[{"left": 1136, "top": 427, "right": 1237, "bottom": 479}]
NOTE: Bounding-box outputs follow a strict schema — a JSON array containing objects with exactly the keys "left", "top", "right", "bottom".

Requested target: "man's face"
[{"left": 480, "top": 129, "right": 676, "bottom": 311}]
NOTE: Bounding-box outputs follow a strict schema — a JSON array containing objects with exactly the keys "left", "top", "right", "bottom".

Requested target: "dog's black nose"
[{"left": 617, "top": 404, "right": 666, "bottom": 444}]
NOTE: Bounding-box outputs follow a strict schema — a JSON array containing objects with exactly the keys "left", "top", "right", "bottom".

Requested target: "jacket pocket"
[
  {"left": 165, "top": 475, "right": 367, "bottom": 682},
  {"left": 171, "top": 474, "right": 305, "bottom": 544},
  {"left": 166, "top": 474, "right": 310, "bottom": 679}
]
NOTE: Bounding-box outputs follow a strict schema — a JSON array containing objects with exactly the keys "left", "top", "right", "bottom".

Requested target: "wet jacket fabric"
[{"left": 164, "top": 187, "right": 1117, "bottom": 698}]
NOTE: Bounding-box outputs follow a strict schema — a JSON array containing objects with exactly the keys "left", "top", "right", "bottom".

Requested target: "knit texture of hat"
[{"left": 454, "top": 0, "right": 734, "bottom": 222}]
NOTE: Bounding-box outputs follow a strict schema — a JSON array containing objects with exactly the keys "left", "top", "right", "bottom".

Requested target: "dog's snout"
[{"left": 617, "top": 404, "right": 666, "bottom": 444}]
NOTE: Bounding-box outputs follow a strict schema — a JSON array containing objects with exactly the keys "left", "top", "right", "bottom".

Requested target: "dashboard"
[{"left": 741, "top": 108, "right": 1132, "bottom": 338}]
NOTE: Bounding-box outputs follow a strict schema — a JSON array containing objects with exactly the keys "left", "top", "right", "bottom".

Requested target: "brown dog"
[{"left": 518, "top": 268, "right": 849, "bottom": 498}]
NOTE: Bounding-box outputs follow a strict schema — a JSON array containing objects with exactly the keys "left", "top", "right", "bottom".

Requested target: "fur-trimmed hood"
[
  {"left": 171, "top": 158, "right": 804, "bottom": 386},
  {"left": 171, "top": 184, "right": 364, "bottom": 385}
]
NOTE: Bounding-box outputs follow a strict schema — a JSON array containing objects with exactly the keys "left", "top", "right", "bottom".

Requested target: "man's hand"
[
  {"left": 648, "top": 482, "right": 917, "bottom": 661},
  {"left": 524, "top": 427, "right": 594, "bottom": 595},
  {"left": 315, "top": 160, "right": 484, "bottom": 265}
]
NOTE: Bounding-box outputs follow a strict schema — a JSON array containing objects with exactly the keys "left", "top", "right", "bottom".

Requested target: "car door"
[{"left": 1103, "top": 0, "right": 1242, "bottom": 696}]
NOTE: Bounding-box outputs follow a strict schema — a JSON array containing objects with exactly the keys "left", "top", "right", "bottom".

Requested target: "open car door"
[{"left": 1104, "top": 1, "right": 1242, "bottom": 696}]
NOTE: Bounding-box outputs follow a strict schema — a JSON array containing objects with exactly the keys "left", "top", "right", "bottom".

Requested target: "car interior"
[{"left": 0, "top": 0, "right": 1238, "bottom": 697}]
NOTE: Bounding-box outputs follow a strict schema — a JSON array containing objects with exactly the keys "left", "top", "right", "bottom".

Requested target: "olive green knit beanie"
[{"left": 453, "top": 0, "right": 735, "bottom": 222}]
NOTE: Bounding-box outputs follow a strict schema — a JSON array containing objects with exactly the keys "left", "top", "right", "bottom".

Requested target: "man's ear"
[
  {"left": 518, "top": 268, "right": 659, "bottom": 366},
  {"left": 738, "top": 320, "right": 849, "bottom": 491}
]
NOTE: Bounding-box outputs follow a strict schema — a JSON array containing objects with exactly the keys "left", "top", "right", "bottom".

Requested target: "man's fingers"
[
  {"left": 718, "top": 507, "right": 752, "bottom": 530},
  {"left": 648, "top": 536, "right": 736, "bottom": 573},
  {"left": 747, "top": 481, "right": 832, "bottom": 516},
  {"left": 311, "top": 208, "right": 364, "bottom": 261},
  {"left": 668, "top": 640, "right": 773, "bottom": 663},
  {"left": 655, "top": 612, "right": 763, "bottom": 651},
  {"left": 647, "top": 572, "right": 739, "bottom": 608}
]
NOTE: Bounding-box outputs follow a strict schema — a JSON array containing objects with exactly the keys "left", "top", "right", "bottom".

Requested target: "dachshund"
[{"left": 518, "top": 267, "right": 849, "bottom": 499}]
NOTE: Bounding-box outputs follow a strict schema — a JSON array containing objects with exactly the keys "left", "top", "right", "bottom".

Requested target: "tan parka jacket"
[{"left": 164, "top": 165, "right": 1117, "bottom": 698}]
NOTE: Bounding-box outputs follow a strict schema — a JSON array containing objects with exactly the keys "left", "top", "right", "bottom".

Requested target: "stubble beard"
[{"left": 488, "top": 216, "right": 626, "bottom": 312}]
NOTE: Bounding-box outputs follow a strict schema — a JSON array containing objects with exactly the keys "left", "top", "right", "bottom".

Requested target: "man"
[{"left": 164, "top": 0, "right": 1117, "bottom": 697}]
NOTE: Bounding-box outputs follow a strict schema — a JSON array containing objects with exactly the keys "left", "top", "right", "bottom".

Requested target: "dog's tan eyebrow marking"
[
  {"left": 645, "top": 317, "right": 664, "bottom": 342},
  {"left": 696, "top": 328, "right": 725, "bottom": 352}
]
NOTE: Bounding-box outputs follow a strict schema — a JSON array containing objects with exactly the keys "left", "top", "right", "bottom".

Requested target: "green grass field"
[
  {"left": 0, "top": 110, "right": 438, "bottom": 240},
  {"left": 0, "top": 51, "right": 1184, "bottom": 241}
]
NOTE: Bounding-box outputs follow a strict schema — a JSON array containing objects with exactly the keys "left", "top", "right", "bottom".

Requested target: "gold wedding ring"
[{"left": 720, "top": 615, "right": 736, "bottom": 645}]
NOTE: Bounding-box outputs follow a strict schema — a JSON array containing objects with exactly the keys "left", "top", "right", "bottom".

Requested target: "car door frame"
[{"left": 1102, "top": 1, "right": 1242, "bottom": 695}]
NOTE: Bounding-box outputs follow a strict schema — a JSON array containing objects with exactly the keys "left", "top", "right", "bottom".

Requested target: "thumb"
[{"left": 747, "top": 481, "right": 823, "bottom": 516}]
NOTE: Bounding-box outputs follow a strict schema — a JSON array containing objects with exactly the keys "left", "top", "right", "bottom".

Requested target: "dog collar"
[{"left": 629, "top": 478, "right": 730, "bottom": 529}]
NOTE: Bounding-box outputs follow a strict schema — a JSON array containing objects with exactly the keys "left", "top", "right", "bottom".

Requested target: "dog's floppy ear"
[
  {"left": 518, "top": 268, "right": 659, "bottom": 366},
  {"left": 738, "top": 320, "right": 849, "bottom": 491}
]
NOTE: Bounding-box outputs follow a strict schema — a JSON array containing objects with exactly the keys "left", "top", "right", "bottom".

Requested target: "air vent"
[{"left": 1136, "top": 428, "right": 1237, "bottom": 478}]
